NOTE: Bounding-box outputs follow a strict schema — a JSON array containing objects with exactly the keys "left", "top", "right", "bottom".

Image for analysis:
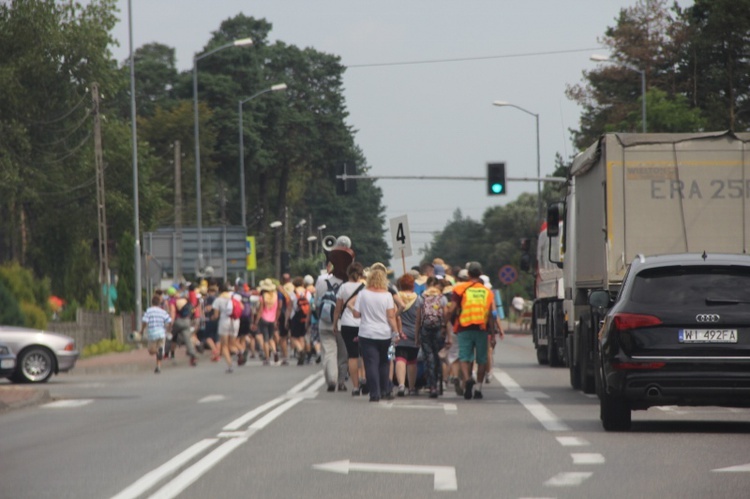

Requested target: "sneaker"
[
  {"left": 429, "top": 389, "right": 439, "bottom": 399},
  {"left": 453, "top": 377, "right": 464, "bottom": 396},
  {"left": 315, "top": 354, "right": 322, "bottom": 364},
  {"left": 274, "top": 352, "right": 279, "bottom": 363},
  {"left": 189, "top": 356, "right": 197, "bottom": 367},
  {"left": 464, "top": 379, "right": 475, "bottom": 400},
  {"left": 369, "top": 397, "right": 380, "bottom": 403},
  {"left": 352, "top": 388, "right": 361, "bottom": 396},
  {"left": 397, "top": 385, "right": 406, "bottom": 397},
  {"left": 473, "top": 390, "right": 484, "bottom": 400},
  {"left": 297, "top": 357, "right": 305, "bottom": 366},
  {"left": 238, "top": 351, "right": 247, "bottom": 366},
  {"left": 154, "top": 366, "right": 161, "bottom": 374},
  {"left": 338, "top": 382, "right": 347, "bottom": 392},
  {"left": 263, "top": 359, "right": 270, "bottom": 366},
  {"left": 360, "top": 381, "right": 370, "bottom": 395},
  {"left": 383, "top": 392, "right": 395, "bottom": 401},
  {"left": 327, "top": 384, "right": 336, "bottom": 392},
  {"left": 226, "top": 367, "right": 234, "bottom": 374},
  {"left": 408, "top": 388, "right": 418, "bottom": 396},
  {"left": 485, "top": 373, "right": 492, "bottom": 384},
  {"left": 281, "top": 359, "right": 289, "bottom": 366}
]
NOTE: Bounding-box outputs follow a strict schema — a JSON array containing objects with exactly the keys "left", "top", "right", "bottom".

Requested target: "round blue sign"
[{"left": 498, "top": 264, "right": 518, "bottom": 285}]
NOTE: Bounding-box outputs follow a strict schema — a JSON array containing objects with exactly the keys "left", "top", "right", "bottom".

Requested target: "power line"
[{"left": 346, "top": 47, "right": 602, "bottom": 69}]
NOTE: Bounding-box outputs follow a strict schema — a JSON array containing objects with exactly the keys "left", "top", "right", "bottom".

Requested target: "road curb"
[{"left": 0, "top": 386, "right": 51, "bottom": 412}]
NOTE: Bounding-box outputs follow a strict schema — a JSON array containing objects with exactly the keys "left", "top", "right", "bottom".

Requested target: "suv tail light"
[{"left": 613, "top": 313, "right": 662, "bottom": 331}]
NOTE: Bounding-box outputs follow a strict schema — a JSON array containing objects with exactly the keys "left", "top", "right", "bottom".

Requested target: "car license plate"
[
  {"left": 679, "top": 329, "right": 738, "bottom": 343},
  {"left": 1, "top": 359, "right": 15, "bottom": 369}
]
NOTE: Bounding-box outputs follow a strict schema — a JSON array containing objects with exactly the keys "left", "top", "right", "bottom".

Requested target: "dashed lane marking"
[
  {"left": 41, "top": 399, "right": 93, "bottom": 408},
  {"left": 571, "top": 453, "right": 605, "bottom": 465},
  {"left": 556, "top": 436, "right": 590, "bottom": 447},
  {"left": 544, "top": 472, "right": 593, "bottom": 487}
]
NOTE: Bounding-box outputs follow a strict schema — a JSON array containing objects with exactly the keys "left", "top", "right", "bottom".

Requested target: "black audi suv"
[{"left": 591, "top": 253, "right": 750, "bottom": 431}]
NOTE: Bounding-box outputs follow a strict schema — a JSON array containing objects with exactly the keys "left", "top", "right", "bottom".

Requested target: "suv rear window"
[{"left": 630, "top": 265, "right": 750, "bottom": 305}]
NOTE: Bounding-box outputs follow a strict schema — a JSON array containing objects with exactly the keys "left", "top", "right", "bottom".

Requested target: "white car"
[{"left": 0, "top": 326, "right": 79, "bottom": 383}]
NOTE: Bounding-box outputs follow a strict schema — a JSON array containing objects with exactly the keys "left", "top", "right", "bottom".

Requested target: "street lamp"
[
  {"left": 127, "top": 0, "right": 142, "bottom": 320},
  {"left": 590, "top": 54, "right": 646, "bottom": 133},
  {"left": 193, "top": 37, "right": 253, "bottom": 272},
  {"left": 238, "top": 83, "right": 288, "bottom": 228},
  {"left": 492, "top": 101, "right": 542, "bottom": 222}
]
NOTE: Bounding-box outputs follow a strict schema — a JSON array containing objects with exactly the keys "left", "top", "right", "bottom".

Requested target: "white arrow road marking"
[
  {"left": 198, "top": 395, "right": 226, "bottom": 403},
  {"left": 556, "top": 436, "right": 590, "bottom": 447},
  {"left": 544, "top": 472, "right": 593, "bottom": 487},
  {"left": 713, "top": 463, "right": 750, "bottom": 472},
  {"left": 42, "top": 399, "right": 93, "bottom": 408},
  {"left": 379, "top": 402, "right": 458, "bottom": 415},
  {"left": 571, "top": 453, "right": 605, "bottom": 465},
  {"left": 313, "top": 460, "right": 457, "bottom": 491}
]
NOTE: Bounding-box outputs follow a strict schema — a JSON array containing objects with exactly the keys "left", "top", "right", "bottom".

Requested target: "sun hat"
[{"left": 258, "top": 279, "right": 276, "bottom": 292}]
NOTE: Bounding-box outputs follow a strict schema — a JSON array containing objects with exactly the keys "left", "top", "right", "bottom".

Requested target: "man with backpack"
[
  {"left": 420, "top": 276, "right": 448, "bottom": 398},
  {"left": 173, "top": 290, "right": 198, "bottom": 367},
  {"left": 446, "top": 261, "right": 496, "bottom": 400}
]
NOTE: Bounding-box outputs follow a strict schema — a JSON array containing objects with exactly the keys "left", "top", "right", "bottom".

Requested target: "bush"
[
  {"left": 82, "top": 338, "right": 132, "bottom": 359},
  {"left": 19, "top": 301, "right": 47, "bottom": 330},
  {"left": 0, "top": 280, "right": 23, "bottom": 326}
]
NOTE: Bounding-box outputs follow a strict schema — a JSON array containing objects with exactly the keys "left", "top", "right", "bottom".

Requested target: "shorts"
[
  {"left": 340, "top": 325, "right": 360, "bottom": 359},
  {"left": 457, "top": 329, "right": 489, "bottom": 364},
  {"left": 290, "top": 314, "right": 307, "bottom": 338},
  {"left": 147, "top": 338, "right": 166, "bottom": 355},
  {"left": 218, "top": 320, "right": 239, "bottom": 338},
  {"left": 277, "top": 313, "right": 289, "bottom": 337},
  {"left": 395, "top": 346, "right": 419, "bottom": 364},
  {"left": 199, "top": 321, "right": 219, "bottom": 344},
  {"left": 238, "top": 316, "right": 251, "bottom": 337},
  {"left": 256, "top": 319, "right": 275, "bottom": 342}
]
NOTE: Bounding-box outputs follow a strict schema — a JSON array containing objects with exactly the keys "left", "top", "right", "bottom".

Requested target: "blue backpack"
[{"left": 318, "top": 280, "right": 340, "bottom": 324}]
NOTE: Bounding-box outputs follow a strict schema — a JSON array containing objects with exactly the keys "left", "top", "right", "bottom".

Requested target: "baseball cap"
[{"left": 466, "top": 261, "right": 483, "bottom": 277}]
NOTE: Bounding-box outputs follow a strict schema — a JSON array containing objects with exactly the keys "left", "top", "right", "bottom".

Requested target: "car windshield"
[{"left": 630, "top": 265, "right": 750, "bottom": 305}]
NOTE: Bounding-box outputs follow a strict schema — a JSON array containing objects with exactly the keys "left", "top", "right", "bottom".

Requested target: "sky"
[{"left": 110, "top": 0, "right": 690, "bottom": 275}]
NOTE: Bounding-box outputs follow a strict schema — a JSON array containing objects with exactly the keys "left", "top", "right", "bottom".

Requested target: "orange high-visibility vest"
[{"left": 454, "top": 281, "right": 492, "bottom": 330}]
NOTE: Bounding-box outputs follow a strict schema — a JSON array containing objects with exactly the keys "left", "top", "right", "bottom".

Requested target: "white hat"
[{"left": 303, "top": 274, "right": 314, "bottom": 286}]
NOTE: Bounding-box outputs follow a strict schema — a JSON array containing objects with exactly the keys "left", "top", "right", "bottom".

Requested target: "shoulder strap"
[{"left": 343, "top": 283, "right": 365, "bottom": 309}]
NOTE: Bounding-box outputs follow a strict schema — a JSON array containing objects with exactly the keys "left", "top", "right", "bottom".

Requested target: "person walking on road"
[
  {"left": 333, "top": 262, "right": 366, "bottom": 395},
  {"left": 254, "top": 279, "right": 280, "bottom": 366},
  {"left": 395, "top": 273, "right": 421, "bottom": 397},
  {"left": 420, "top": 276, "right": 449, "bottom": 398},
  {"left": 212, "top": 282, "right": 238, "bottom": 373},
  {"left": 352, "top": 266, "right": 400, "bottom": 402},
  {"left": 447, "top": 261, "right": 496, "bottom": 400},
  {"left": 140, "top": 295, "right": 172, "bottom": 373}
]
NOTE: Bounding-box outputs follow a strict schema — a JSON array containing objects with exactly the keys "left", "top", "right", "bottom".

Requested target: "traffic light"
[{"left": 487, "top": 162, "right": 506, "bottom": 195}]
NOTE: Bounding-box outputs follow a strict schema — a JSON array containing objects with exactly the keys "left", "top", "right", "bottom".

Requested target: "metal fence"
[{"left": 47, "top": 310, "right": 137, "bottom": 349}]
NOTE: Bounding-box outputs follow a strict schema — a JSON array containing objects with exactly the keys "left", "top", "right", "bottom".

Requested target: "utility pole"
[
  {"left": 174, "top": 140, "right": 182, "bottom": 280},
  {"left": 92, "top": 83, "right": 110, "bottom": 313}
]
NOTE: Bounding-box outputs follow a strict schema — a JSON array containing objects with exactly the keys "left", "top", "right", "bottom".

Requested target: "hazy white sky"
[{"left": 111, "top": 0, "right": 689, "bottom": 274}]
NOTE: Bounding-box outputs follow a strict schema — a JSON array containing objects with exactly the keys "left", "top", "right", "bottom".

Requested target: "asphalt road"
[{"left": 2, "top": 331, "right": 750, "bottom": 499}]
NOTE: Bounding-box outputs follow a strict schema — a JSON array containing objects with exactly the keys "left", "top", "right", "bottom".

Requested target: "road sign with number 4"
[{"left": 389, "top": 215, "right": 412, "bottom": 258}]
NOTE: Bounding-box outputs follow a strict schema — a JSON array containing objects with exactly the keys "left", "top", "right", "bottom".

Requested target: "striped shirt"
[{"left": 142, "top": 306, "right": 171, "bottom": 340}]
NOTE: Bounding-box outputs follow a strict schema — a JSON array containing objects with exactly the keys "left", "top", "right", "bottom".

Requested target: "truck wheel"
[
  {"left": 567, "top": 335, "right": 581, "bottom": 389},
  {"left": 547, "top": 338, "right": 560, "bottom": 366},
  {"left": 548, "top": 304, "right": 564, "bottom": 367},
  {"left": 600, "top": 390, "right": 631, "bottom": 431},
  {"left": 579, "top": 321, "right": 596, "bottom": 394},
  {"left": 536, "top": 347, "right": 549, "bottom": 365}
]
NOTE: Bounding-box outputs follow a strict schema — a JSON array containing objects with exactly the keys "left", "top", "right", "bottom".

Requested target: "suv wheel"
[{"left": 600, "top": 390, "right": 631, "bottom": 431}]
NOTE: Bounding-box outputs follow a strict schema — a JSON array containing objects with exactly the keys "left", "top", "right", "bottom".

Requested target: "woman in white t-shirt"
[
  {"left": 333, "top": 262, "right": 365, "bottom": 396},
  {"left": 352, "top": 267, "right": 400, "bottom": 402}
]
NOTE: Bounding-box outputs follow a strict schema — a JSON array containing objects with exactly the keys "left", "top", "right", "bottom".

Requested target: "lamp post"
[
  {"left": 492, "top": 101, "right": 542, "bottom": 222},
  {"left": 127, "top": 0, "right": 142, "bottom": 320},
  {"left": 238, "top": 83, "right": 288, "bottom": 229},
  {"left": 193, "top": 37, "right": 253, "bottom": 273},
  {"left": 590, "top": 54, "right": 646, "bottom": 133}
]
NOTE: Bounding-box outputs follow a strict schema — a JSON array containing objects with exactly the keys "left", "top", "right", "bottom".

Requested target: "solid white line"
[
  {"left": 571, "top": 453, "right": 605, "bottom": 465},
  {"left": 249, "top": 397, "right": 304, "bottom": 429},
  {"left": 287, "top": 371, "right": 324, "bottom": 394},
  {"left": 222, "top": 397, "right": 286, "bottom": 431},
  {"left": 544, "top": 472, "right": 593, "bottom": 487},
  {"left": 494, "top": 370, "right": 570, "bottom": 432},
  {"left": 42, "top": 399, "right": 93, "bottom": 408},
  {"left": 518, "top": 398, "right": 571, "bottom": 432},
  {"left": 109, "top": 439, "right": 218, "bottom": 499},
  {"left": 713, "top": 463, "right": 750, "bottom": 472},
  {"left": 148, "top": 437, "right": 247, "bottom": 499},
  {"left": 556, "top": 436, "right": 590, "bottom": 447},
  {"left": 198, "top": 394, "right": 226, "bottom": 403}
]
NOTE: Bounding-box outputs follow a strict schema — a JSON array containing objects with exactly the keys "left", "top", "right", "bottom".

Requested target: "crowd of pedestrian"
[{"left": 138, "top": 257, "right": 506, "bottom": 403}]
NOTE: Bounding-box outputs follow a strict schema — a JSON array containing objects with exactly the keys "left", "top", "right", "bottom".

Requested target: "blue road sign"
[{"left": 498, "top": 264, "right": 518, "bottom": 285}]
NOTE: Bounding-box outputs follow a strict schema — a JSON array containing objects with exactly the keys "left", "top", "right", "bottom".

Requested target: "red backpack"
[
  {"left": 295, "top": 290, "right": 310, "bottom": 320},
  {"left": 230, "top": 295, "right": 243, "bottom": 320}
]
